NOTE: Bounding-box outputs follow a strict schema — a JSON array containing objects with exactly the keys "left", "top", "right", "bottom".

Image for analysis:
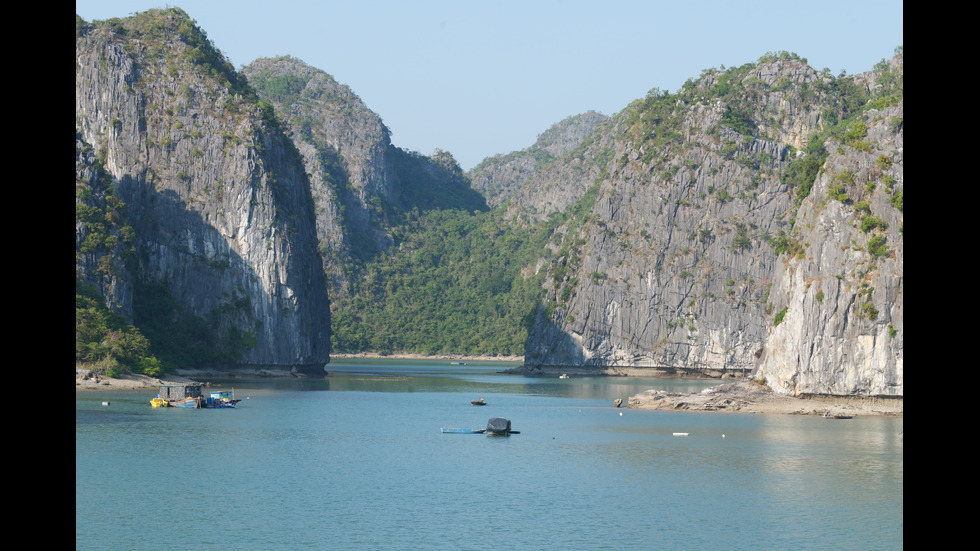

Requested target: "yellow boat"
[{"left": 150, "top": 397, "right": 169, "bottom": 408}]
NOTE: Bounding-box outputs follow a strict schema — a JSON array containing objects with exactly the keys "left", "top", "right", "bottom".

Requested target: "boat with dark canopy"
[{"left": 486, "top": 417, "right": 519, "bottom": 435}]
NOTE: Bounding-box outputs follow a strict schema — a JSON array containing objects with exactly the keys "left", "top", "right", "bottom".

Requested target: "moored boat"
[
  {"left": 153, "top": 384, "right": 224, "bottom": 409},
  {"left": 471, "top": 398, "right": 487, "bottom": 406},
  {"left": 204, "top": 390, "right": 241, "bottom": 408},
  {"left": 169, "top": 396, "right": 203, "bottom": 408},
  {"left": 486, "top": 417, "right": 519, "bottom": 435}
]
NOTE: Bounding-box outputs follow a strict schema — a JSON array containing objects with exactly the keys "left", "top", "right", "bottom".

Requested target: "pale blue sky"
[{"left": 76, "top": 1, "right": 903, "bottom": 170}]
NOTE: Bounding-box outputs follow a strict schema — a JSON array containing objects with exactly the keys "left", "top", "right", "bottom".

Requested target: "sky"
[{"left": 76, "top": 1, "right": 903, "bottom": 171}]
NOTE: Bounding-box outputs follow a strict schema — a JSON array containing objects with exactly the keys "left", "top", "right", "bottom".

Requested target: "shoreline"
[
  {"left": 329, "top": 352, "right": 524, "bottom": 363},
  {"left": 627, "top": 380, "right": 903, "bottom": 417},
  {"left": 76, "top": 368, "right": 203, "bottom": 391},
  {"left": 75, "top": 353, "right": 524, "bottom": 391},
  {"left": 76, "top": 361, "right": 903, "bottom": 417},
  {"left": 505, "top": 364, "right": 749, "bottom": 379}
]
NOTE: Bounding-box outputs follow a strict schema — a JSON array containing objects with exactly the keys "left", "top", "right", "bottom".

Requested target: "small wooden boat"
[
  {"left": 204, "top": 391, "right": 241, "bottom": 408},
  {"left": 150, "top": 397, "right": 168, "bottom": 408},
  {"left": 823, "top": 412, "right": 853, "bottom": 419},
  {"left": 471, "top": 398, "right": 487, "bottom": 406},
  {"left": 441, "top": 427, "right": 486, "bottom": 434},
  {"left": 169, "top": 396, "right": 203, "bottom": 408},
  {"left": 559, "top": 373, "right": 569, "bottom": 379}
]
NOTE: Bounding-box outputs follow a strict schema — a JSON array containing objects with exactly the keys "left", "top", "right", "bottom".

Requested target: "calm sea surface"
[{"left": 76, "top": 359, "right": 903, "bottom": 550}]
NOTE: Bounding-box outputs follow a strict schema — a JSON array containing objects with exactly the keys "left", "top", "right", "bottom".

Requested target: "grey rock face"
[
  {"left": 241, "top": 56, "right": 397, "bottom": 264},
  {"left": 521, "top": 57, "right": 903, "bottom": 397},
  {"left": 757, "top": 102, "right": 903, "bottom": 396},
  {"left": 525, "top": 123, "right": 791, "bottom": 377},
  {"left": 469, "top": 111, "right": 609, "bottom": 209},
  {"left": 75, "top": 13, "right": 330, "bottom": 371},
  {"left": 76, "top": 133, "right": 134, "bottom": 319}
]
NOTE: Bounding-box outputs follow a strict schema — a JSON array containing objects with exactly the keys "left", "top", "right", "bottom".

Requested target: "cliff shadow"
[
  {"left": 389, "top": 146, "right": 490, "bottom": 216},
  {"left": 520, "top": 304, "right": 587, "bottom": 372},
  {"left": 125, "top": 181, "right": 329, "bottom": 369}
]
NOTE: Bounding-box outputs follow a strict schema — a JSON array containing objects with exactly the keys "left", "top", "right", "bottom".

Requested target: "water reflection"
[{"left": 208, "top": 359, "right": 723, "bottom": 403}]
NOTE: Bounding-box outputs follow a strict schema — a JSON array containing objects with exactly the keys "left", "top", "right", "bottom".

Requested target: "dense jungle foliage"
[
  {"left": 76, "top": 280, "right": 163, "bottom": 377},
  {"left": 331, "top": 207, "right": 552, "bottom": 355}
]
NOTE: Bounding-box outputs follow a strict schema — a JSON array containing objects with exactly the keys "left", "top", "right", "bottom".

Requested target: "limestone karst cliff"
[
  {"left": 77, "top": 132, "right": 136, "bottom": 321},
  {"left": 76, "top": 10, "right": 331, "bottom": 372},
  {"left": 469, "top": 111, "right": 609, "bottom": 209},
  {"left": 756, "top": 98, "right": 903, "bottom": 396},
  {"left": 240, "top": 55, "right": 487, "bottom": 305},
  {"left": 75, "top": 9, "right": 902, "bottom": 397},
  {"left": 512, "top": 53, "right": 903, "bottom": 397},
  {"left": 240, "top": 55, "right": 396, "bottom": 301}
]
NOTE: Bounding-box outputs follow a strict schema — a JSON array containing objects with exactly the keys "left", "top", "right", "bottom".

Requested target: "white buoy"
[{"left": 619, "top": 412, "right": 623, "bottom": 416}]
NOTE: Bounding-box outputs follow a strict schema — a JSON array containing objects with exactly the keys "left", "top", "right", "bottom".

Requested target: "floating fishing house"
[
  {"left": 153, "top": 384, "right": 204, "bottom": 408},
  {"left": 151, "top": 384, "right": 241, "bottom": 408},
  {"left": 158, "top": 384, "right": 203, "bottom": 401}
]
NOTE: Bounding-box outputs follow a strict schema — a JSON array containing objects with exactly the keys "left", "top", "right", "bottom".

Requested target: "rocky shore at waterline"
[
  {"left": 330, "top": 352, "right": 524, "bottom": 363},
  {"left": 75, "top": 366, "right": 330, "bottom": 390},
  {"left": 627, "top": 380, "right": 903, "bottom": 417},
  {"left": 75, "top": 354, "right": 524, "bottom": 391},
  {"left": 76, "top": 367, "right": 202, "bottom": 390}
]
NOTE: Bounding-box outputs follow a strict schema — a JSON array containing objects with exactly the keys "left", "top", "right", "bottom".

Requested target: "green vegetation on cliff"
[{"left": 76, "top": 280, "right": 162, "bottom": 377}]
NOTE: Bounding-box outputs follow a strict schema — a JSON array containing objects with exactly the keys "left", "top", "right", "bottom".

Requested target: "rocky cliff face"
[
  {"left": 519, "top": 54, "right": 903, "bottom": 396},
  {"left": 757, "top": 100, "right": 903, "bottom": 396},
  {"left": 76, "top": 132, "right": 135, "bottom": 319},
  {"left": 75, "top": 10, "right": 330, "bottom": 372},
  {"left": 470, "top": 111, "right": 608, "bottom": 208},
  {"left": 241, "top": 56, "right": 397, "bottom": 299},
  {"left": 240, "top": 56, "right": 487, "bottom": 305}
]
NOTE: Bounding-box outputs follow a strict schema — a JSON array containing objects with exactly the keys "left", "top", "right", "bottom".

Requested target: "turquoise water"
[{"left": 76, "top": 360, "right": 903, "bottom": 550}]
